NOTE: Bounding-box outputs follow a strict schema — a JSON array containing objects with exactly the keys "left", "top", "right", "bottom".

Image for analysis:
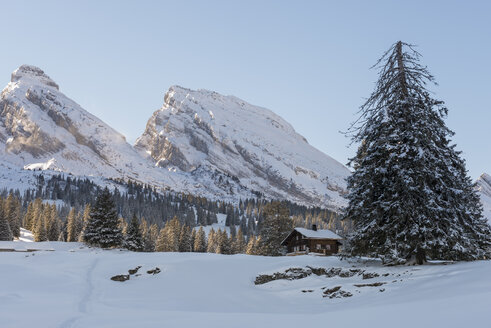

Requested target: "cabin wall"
[
  {"left": 306, "top": 239, "right": 338, "bottom": 255},
  {"left": 283, "top": 231, "right": 339, "bottom": 255}
]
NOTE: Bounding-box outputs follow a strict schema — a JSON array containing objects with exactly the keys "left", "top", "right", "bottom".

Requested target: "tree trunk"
[
  {"left": 395, "top": 41, "right": 409, "bottom": 96},
  {"left": 416, "top": 246, "right": 426, "bottom": 265}
]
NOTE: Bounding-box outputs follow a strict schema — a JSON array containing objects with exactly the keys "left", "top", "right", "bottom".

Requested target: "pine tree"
[
  {"left": 84, "top": 188, "right": 123, "bottom": 248},
  {"left": 160, "top": 217, "right": 181, "bottom": 252},
  {"left": 123, "top": 214, "right": 144, "bottom": 252},
  {"left": 190, "top": 228, "right": 197, "bottom": 252},
  {"left": 345, "top": 41, "right": 491, "bottom": 264},
  {"left": 148, "top": 224, "right": 159, "bottom": 251},
  {"left": 34, "top": 213, "right": 48, "bottom": 242},
  {"left": 245, "top": 235, "right": 257, "bottom": 255},
  {"left": 67, "top": 208, "right": 82, "bottom": 242},
  {"left": 234, "top": 227, "right": 247, "bottom": 254},
  {"left": 24, "top": 202, "right": 35, "bottom": 232},
  {"left": 0, "top": 205, "right": 13, "bottom": 241},
  {"left": 215, "top": 229, "right": 231, "bottom": 254},
  {"left": 78, "top": 204, "right": 91, "bottom": 242},
  {"left": 206, "top": 228, "right": 217, "bottom": 253},
  {"left": 259, "top": 202, "right": 293, "bottom": 256},
  {"left": 178, "top": 225, "right": 192, "bottom": 252},
  {"left": 140, "top": 219, "right": 156, "bottom": 252},
  {"left": 47, "top": 204, "right": 61, "bottom": 241},
  {"left": 5, "top": 194, "right": 21, "bottom": 238},
  {"left": 155, "top": 228, "right": 166, "bottom": 252},
  {"left": 193, "top": 226, "right": 207, "bottom": 252}
]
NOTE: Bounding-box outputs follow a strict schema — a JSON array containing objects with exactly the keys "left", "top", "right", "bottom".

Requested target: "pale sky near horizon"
[{"left": 0, "top": 0, "right": 489, "bottom": 179}]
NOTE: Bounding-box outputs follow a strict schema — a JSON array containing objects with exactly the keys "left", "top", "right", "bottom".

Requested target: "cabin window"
[
  {"left": 316, "top": 244, "right": 321, "bottom": 250},
  {"left": 325, "top": 244, "right": 331, "bottom": 250}
]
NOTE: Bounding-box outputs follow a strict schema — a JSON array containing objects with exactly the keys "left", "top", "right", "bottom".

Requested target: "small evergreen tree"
[
  {"left": 215, "top": 229, "right": 231, "bottom": 254},
  {"left": 206, "top": 228, "right": 217, "bottom": 253},
  {"left": 148, "top": 224, "right": 159, "bottom": 251},
  {"left": 23, "top": 202, "right": 35, "bottom": 232},
  {"left": 5, "top": 194, "right": 21, "bottom": 238},
  {"left": 190, "top": 228, "right": 197, "bottom": 252},
  {"left": 193, "top": 226, "right": 207, "bottom": 252},
  {"left": 161, "top": 217, "right": 181, "bottom": 252},
  {"left": 84, "top": 188, "right": 122, "bottom": 248},
  {"left": 259, "top": 202, "right": 293, "bottom": 256},
  {"left": 246, "top": 235, "right": 259, "bottom": 255},
  {"left": 46, "top": 205, "right": 61, "bottom": 241},
  {"left": 234, "top": 227, "right": 247, "bottom": 254},
  {"left": 123, "top": 214, "right": 144, "bottom": 252},
  {"left": 178, "top": 225, "right": 192, "bottom": 252},
  {"left": 155, "top": 228, "right": 166, "bottom": 252},
  {"left": 0, "top": 207, "right": 13, "bottom": 241},
  {"left": 34, "top": 214, "right": 48, "bottom": 242},
  {"left": 78, "top": 204, "right": 91, "bottom": 242}
]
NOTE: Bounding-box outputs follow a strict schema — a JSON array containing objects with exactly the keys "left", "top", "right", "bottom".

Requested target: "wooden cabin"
[{"left": 281, "top": 225, "right": 342, "bottom": 255}]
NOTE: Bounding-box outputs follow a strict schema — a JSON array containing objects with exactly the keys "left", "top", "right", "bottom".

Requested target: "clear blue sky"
[{"left": 1, "top": 0, "right": 489, "bottom": 179}]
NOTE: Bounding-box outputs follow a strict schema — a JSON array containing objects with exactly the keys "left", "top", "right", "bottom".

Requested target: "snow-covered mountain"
[
  {"left": 135, "top": 86, "right": 350, "bottom": 209},
  {"left": 0, "top": 65, "right": 168, "bottom": 184},
  {"left": 476, "top": 173, "right": 491, "bottom": 224},
  {"left": 0, "top": 65, "right": 349, "bottom": 208}
]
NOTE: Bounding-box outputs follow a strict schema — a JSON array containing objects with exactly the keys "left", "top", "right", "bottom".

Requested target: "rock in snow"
[{"left": 0, "top": 65, "right": 350, "bottom": 209}]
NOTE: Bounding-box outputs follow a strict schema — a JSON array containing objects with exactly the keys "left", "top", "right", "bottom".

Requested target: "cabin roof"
[
  {"left": 281, "top": 227, "right": 343, "bottom": 245},
  {"left": 294, "top": 227, "right": 342, "bottom": 240}
]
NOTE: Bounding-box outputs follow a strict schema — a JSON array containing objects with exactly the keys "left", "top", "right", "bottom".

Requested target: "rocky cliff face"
[
  {"left": 0, "top": 65, "right": 159, "bottom": 181},
  {"left": 135, "top": 86, "right": 350, "bottom": 209},
  {"left": 0, "top": 65, "right": 350, "bottom": 209},
  {"left": 476, "top": 173, "right": 491, "bottom": 223}
]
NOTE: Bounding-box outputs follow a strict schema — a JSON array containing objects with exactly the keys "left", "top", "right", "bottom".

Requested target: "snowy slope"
[
  {"left": 476, "top": 173, "right": 491, "bottom": 224},
  {"left": 1, "top": 243, "right": 490, "bottom": 328},
  {"left": 0, "top": 66, "right": 350, "bottom": 209},
  {"left": 136, "top": 86, "right": 350, "bottom": 209},
  {"left": 0, "top": 66, "right": 256, "bottom": 203},
  {"left": 0, "top": 65, "right": 163, "bottom": 182}
]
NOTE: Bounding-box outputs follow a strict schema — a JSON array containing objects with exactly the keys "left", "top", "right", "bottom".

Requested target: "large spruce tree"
[
  {"left": 345, "top": 41, "right": 491, "bottom": 264},
  {"left": 84, "top": 187, "right": 123, "bottom": 248}
]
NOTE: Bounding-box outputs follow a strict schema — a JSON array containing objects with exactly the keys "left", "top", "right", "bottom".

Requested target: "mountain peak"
[
  {"left": 11, "top": 65, "right": 59, "bottom": 90},
  {"left": 136, "top": 85, "right": 350, "bottom": 209}
]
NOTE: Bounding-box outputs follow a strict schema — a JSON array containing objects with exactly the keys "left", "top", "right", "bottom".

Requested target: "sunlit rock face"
[{"left": 135, "top": 86, "right": 350, "bottom": 209}]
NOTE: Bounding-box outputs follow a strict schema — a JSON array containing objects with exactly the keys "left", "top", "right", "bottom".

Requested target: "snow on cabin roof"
[{"left": 293, "top": 227, "right": 343, "bottom": 240}]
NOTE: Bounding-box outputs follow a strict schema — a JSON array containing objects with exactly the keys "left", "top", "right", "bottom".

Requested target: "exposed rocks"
[
  {"left": 354, "top": 282, "right": 387, "bottom": 287},
  {"left": 322, "top": 286, "right": 352, "bottom": 299},
  {"left": 147, "top": 267, "right": 161, "bottom": 275},
  {"left": 362, "top": 272, "right": 380, "bottom": 280},
  {"left": 11, "top": 65, "right": 59, "bottom": 90},
  {"left": 128, "top": 266, "right": 141, "bottom": 275},
  {"left": 111, "top": 274, "right": 130, "bottom": 282},
  {"left": 254, "top": 267, "right": 378, "bottom": 285}
]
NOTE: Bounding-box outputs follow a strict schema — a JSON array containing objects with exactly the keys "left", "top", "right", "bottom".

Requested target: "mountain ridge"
[
  {"left": 135, "top": 85, "right": 350, "bottom": 208},
  {"left": 0, "top": 65, "right": 350, "bottom": 209}
]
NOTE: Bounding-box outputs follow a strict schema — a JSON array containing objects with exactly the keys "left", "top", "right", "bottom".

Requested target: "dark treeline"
[{"left": 0, "top": 174, "right": 352, "bottom": 247}]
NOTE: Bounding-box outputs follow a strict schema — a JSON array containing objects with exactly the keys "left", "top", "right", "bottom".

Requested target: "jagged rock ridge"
[
  {"left": 135, "top": 86, "right": 351, "bottom": 209},
  {"left": 0, "top": 65, "right": 350, "bottom": 208}
]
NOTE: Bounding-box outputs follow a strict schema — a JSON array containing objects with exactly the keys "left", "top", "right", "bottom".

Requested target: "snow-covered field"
[{"left": 0, "top": 242, "right": 490, "bottom": 328}]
